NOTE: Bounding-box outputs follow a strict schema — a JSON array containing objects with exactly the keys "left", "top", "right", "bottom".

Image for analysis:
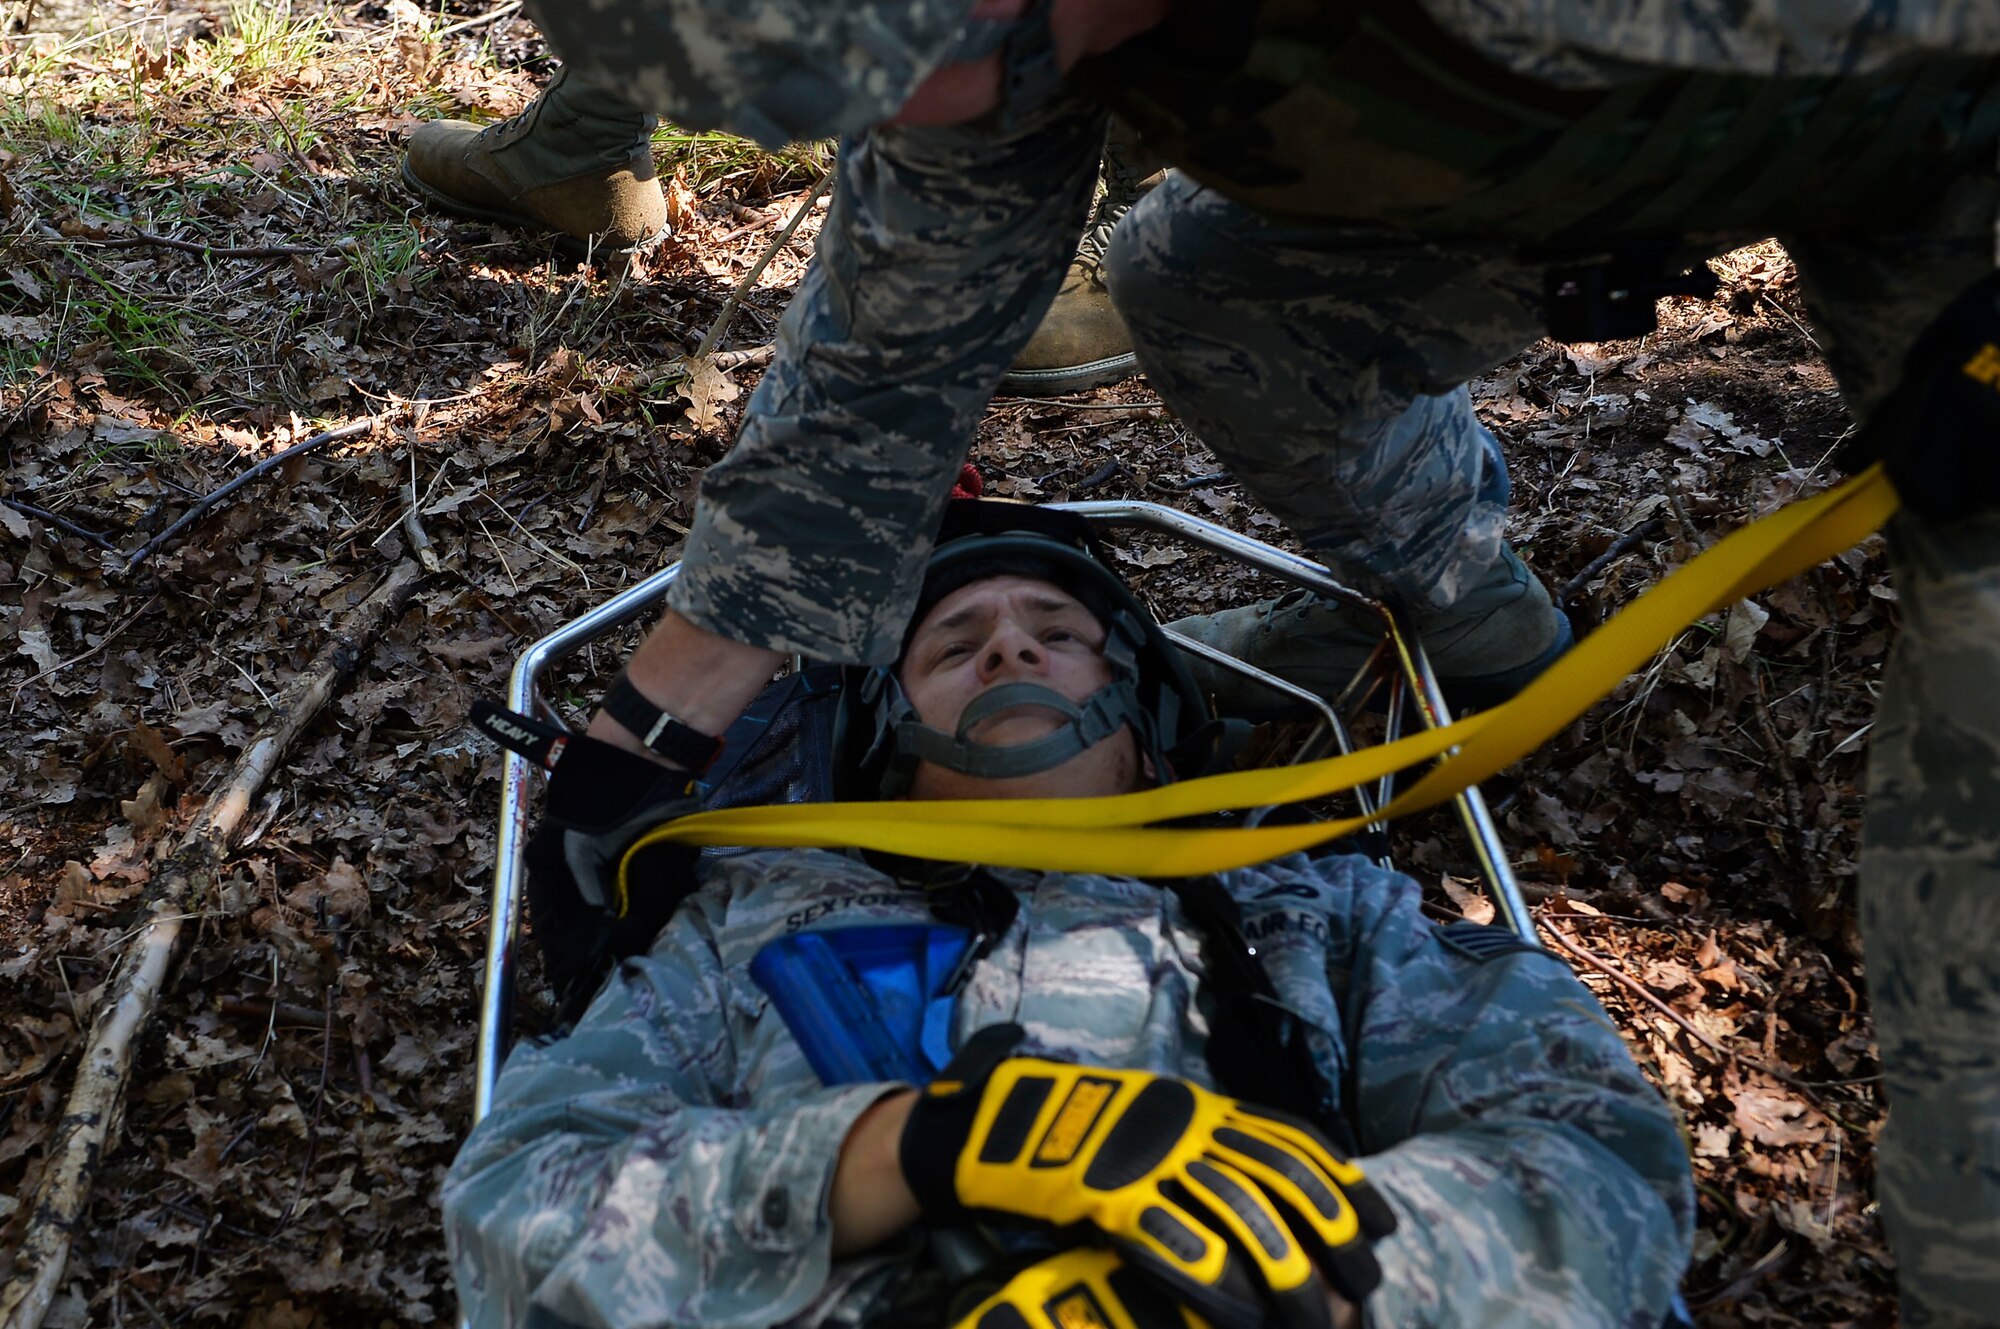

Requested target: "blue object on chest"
[{"left": 749, "top": 925, "right": 974, "bottom": 1086}]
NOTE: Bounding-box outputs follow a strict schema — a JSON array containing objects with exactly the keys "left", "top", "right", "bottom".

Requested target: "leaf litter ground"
[{"left": 0, "top": 6, "right": 1898, "bottom": 1326}]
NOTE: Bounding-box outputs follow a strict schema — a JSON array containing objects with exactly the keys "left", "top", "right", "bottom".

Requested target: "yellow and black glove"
[
  {"left": 901, "top": 1025, "right": 1397, "bottom": 1329},
  {"left": 953, "top": 1249, "right": 1206, "bottom": 1329}
]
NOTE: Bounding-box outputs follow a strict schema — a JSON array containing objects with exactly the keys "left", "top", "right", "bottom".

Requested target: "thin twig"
[
  {"left": 216, "top": 996, "right": 322, "bottom": 1024},
  {"left": 693, "top": 168, "right": 833, "bottom": 361},
  {"left": 1538, "top": 918, "right": 1834, "bottom": 1104},
  {"left": 120, "top": 418, "right": 377, "bottom": 572},
  {"left": 1, "top": 498, "right": 118, "bottom": 550},
  {"left": 63, "top": 233, "right": 335, "bottom": 259},
  {"left": 1555, "top": 517, "right": 1664, "bottom": 604},
  {"left": 279, "top": 986, "right": 336, "bottom": 1231},
  {"left": 433, "top": 0, "right": 522, "bottom": 38},
  {"left": 8, "top": 594, "right": 161, "bottom": 706},
  {"left": 400, "top": 482, "right": 443, "bottom": 575}
]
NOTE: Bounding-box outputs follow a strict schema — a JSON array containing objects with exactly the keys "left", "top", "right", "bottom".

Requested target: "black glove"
[
  {"left": 1845, "top": 270, "right": 2000, "bottom": 522},
  {"left": 902, "top": 1025, "right": 1397, "bottom": 1329},
  {"left": 472, "top": 701, "right": 701, "bottom": 1020},
  {"left": 952, "top": 1250, "right": 1207, "bottom": 1329}
]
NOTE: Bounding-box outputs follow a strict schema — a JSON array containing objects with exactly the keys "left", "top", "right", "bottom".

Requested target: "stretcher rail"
[{"left": 477, "top": 505, "right": 1531, "bottom": 1124}]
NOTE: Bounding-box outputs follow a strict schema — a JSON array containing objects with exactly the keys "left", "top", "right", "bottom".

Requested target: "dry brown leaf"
[
  {"left": 287, "top": 856, "right": 371, "bottom": 920},
  {"left": 678, "top": 356, "right": 742, "bottom": 433},
  {"left": 1732, "top": 1082, "right": 1828, "bottom": 1148},
  {"left": 121, "top": 770, "right": 171, "bottom": 833},
  {"left": 1439, "top": 875, "right": 1496, "bottom": 926},
  {"left": 427, "top": 636, "right": 507, "bottom": 663}
]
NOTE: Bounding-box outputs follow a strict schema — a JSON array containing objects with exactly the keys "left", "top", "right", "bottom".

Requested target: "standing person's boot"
[
  {"left": 1001, "top": 122, "right": 1162, "bottom": 396},
  {"left": 402, "top": 66, "right": 669, "bottom": 256},
  {"left": 1165, "top": 544, "right": 1574, "bottom": 718}
]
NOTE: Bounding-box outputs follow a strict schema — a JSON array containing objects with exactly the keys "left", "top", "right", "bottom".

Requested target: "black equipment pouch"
[
  {"left": 474, "top": 668, "right": 852, "bottom": 1027},
  {"left": 472, "top": 701, "right": 702, "bottom": 1023},
  {"left": 1842, "top": 271, "right": 2000, "bottom": 523}
]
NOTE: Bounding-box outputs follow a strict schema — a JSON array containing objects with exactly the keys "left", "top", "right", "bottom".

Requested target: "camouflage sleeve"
[
  {"left": 1337, "top": 879, "right": 1695, "bottom": 1327},
  {"left": 1418, "top": 0, "right": 2000, "bottom": 83},
  {"left": 667, "top": 99, "right": 1107, "bottom": 664},
  {"left": 441, "top": 898, "right": 897, "bottom": 1329}
]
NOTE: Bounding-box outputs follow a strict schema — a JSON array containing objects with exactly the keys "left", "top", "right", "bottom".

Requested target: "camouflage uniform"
[
  {"left": 521, "top": 1, "right": 2000, "bottom": 1320},
  {"left": 445, "top": 850, "right": 1694, "bottom": 1328}
]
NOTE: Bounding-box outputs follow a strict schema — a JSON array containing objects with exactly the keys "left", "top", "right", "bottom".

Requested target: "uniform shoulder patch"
[{"left": 1433, "top": 920, "right": 1544, "bottom": 963}]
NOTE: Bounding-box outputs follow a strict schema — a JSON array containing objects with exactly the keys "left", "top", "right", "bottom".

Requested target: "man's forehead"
[{"left": 911, "top": 575, "right": 1093, "bottom": 636}]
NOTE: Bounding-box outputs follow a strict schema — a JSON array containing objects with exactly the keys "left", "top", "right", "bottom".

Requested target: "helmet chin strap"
[
  {"left": 866, "top": 606, "right": 1178, "bottom": 797},
  {"left": 888, "top": 678, "right": 1152, "bottom": 786}
]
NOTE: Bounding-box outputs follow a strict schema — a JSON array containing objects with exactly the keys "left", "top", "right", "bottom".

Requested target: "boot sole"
[
  {"left": 999, "top": 352, "right": 1140, "bottom": 397},
  {"left": 399, "top": 159, "right": 668, "bottom": 260}
]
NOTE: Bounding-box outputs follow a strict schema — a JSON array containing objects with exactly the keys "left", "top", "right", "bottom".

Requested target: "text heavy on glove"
[{"left": 901, "top": 1026, "right": 1397, "bottom": 1329}]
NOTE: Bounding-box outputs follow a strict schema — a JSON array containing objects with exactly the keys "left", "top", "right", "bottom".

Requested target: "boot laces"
[
  {"left": 476, "top": 98, "right": 543, "bottom": 150},
  {"left": 1073, "top": 173, "right": 1151, "bottom": 277}
]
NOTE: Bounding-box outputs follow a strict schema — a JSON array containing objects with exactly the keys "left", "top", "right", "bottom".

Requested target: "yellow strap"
[{"left": 620, "top": 466, "right": 1898, "bottom": 879}]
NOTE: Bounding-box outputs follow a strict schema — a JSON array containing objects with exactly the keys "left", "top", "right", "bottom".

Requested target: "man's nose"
[{"left": 978, "top": 625, "right": 1045, "bottom": 680}]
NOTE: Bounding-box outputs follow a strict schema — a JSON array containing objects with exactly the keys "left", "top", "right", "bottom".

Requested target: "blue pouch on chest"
[{"left": 749, "top": 925, "right": 973, "bottom": 1086}]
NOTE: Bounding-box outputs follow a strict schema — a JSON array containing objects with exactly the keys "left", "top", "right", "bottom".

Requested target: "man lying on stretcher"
[{"left": 448, "top": 499, "right": 1693, "bottom": 1329}]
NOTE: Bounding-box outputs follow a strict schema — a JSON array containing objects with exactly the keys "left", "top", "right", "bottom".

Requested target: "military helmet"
[
  {"left": 522, "top": 0, "right": 1060, "bottom": 149},
  {"left": 836, "top": 498, "right": 1226, "bottom": 800}
]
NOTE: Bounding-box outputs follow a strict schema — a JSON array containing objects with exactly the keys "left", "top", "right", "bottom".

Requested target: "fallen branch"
[
  {"left": 120, "top": 418, "right": 378, "bottom": 572},
  {"left": 0, "top": 561, "right": 423, "bottom": 1329},
  {"left": 709, "top": 344, "right": 775, "bottom": 374},
  {"left": 1555, "top": 517, "right": 1664, "bottom": 604},
  {"left": 433, "top": 0, "right": 523, "bottom": 38},
  {"left": 692, "top": 167, "right": 833, "bottom": 361},
  {"left": 0, "top": 499, "right": 118, "bottom": 550}
]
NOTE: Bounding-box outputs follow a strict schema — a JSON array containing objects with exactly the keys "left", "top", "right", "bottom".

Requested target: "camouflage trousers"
[
  {"left": 1819, "top": 180, "right": 2000, "bottom": 1328},
  {"left": 1102, "top": 174, "right": 1533, "bottom": 607}
]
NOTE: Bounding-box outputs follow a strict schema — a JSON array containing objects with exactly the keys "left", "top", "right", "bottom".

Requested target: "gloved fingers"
[
  {"left": 1176, "top": 1158, "right": 1318, "bottom": 1292},
  {"left": 1204, "top": 1121, "right": 1393, "bottom": 1307},
  {"left": 1207, "top": 1124, "right": 1358, "bottom": 1249},
  {"left": 953, "top": 1249, "right": 1201, "bottom": 1329},
  {"left": 1115, "top": 1170, "right": 1332, "bottom": 1329},
  {"left": 1222, "top": 1109, "right": 1399, "bottom": 1242},
  {"left": 1116, "top": 1205, "right": 1327, "bottom": 1329},
  {"left": 899, "top": 1024, "right": 1031, "bottom": 1215},
  {"left": 1103, "top": 1261, "right": 1215, "bottom": 1329},
  {"left": 1117, "top": 1183, "right": 1231, "bottom": 1292}
]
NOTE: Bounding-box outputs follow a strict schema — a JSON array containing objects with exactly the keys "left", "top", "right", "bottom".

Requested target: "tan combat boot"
[
  {"left": 402, "top": 66, "right": 669, "bottom": 256},
  {"left": 1001, "top": 131, "right": 1163, "bottom": 396}
]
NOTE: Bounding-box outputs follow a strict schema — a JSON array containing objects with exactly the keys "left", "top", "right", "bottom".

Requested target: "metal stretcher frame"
[{"left": 474, "top": 500, "right": 1533, "bottom": 1122}]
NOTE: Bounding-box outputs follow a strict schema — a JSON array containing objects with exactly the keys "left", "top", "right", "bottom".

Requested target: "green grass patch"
[
  {"left": 222, "top": 0, "right": 334, "bottom": 75},
  {"left": 653, "top": 125, "right": 832, "bottom": 194}
]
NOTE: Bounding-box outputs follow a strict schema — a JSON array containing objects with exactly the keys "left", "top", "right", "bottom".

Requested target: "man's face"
[{"left": 898, "top": 575, "right": 1146, "bottom": 800}]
